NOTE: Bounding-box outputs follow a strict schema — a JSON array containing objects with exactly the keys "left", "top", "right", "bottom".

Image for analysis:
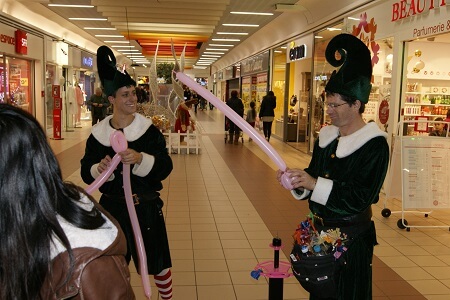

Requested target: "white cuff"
[
  {"left": 132, "top": 153, "right": 155, "bottom": 177},
  {"left": 310, "top": 177, "right": 332, "bottom": 206},
  {"left": 291, "top": 188, "right": 311, "bottom": 200},
  {"left": 90, "top": 164, "right": 115, "bottom": 182}
]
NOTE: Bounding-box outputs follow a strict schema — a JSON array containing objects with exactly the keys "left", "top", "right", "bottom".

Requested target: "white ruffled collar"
[
  {"left": 318, "top": 122, "right": 387, "bottom": 158},
  {"left": 91, "top": 113, "right": 152, "bottom": 146}
]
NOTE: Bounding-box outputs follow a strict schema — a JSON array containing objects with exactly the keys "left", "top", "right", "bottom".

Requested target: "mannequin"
[
  {"left": 74, "top": 83, "right": 84, "bottom": 127},
  {"left": 65, "top": 82, "right": 78, "bottom": 127}
]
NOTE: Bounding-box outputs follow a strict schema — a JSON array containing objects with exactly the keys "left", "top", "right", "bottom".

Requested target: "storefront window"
[
  {"left": 402, "top": 33, "right": 450, "bottom": 136},
  {"left": 3, "top": 56, "right": 32, "bottom": 114}
]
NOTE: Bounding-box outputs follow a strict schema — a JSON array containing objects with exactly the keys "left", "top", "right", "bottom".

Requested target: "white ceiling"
[
  {"left": 13, "top": 0, "right": 385, "bottom": 77},
  {"left": 26, "top": 0, "right": 300, "bottom": 71}
]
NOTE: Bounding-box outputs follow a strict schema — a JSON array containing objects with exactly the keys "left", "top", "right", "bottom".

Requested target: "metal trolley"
[{"left": 224, "top": 117, "right": 244, "bottom": 144}]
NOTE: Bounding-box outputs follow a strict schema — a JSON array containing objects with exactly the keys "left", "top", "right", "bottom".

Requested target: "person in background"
[
  {"left": 245, "top": 101, "right": 257, "bottom": 142},
  {"left": 259, "top": 90, "right": 277, "bottom": 141},
  {"left": 277, "top": 34, "right": 389, "bottom": 300},
  {"left": 192, "top": 91, "right": 199, "bottom": 113},
  {"left": 226, "top": 90, "right": 244, "bottom": 145},
  {"left": 0, "top": 103, "right": 134, "bottom": 300},
  {"left": 88, "top": 87, "right": 110, "bottom": 126},
  {"left": 175, "top": 99, "right": 196, "bottom": 144},
  {"left": 444, "top": 110, "right": 450, "bottom": 131},
  {"left": 81, "top": 46, "right": 174, "bottom": 300},
  {"left": 429, "top": 117, "right": 447, "bottom": 137},
  {"left": 209, "top": 90, "right": 214, "bottom": 110}
]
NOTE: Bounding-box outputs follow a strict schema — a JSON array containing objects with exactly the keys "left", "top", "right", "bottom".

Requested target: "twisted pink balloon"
[
  {"left": 85, "top": 130, "right": 151, "bottom": 299},
  {"left": 175, "top": 71, "right": 293, "bottom": 190}
]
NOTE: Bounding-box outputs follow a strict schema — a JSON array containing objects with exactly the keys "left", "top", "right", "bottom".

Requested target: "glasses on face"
[{"left": 326, "top": 102, "right": 348, "bottom": 109}]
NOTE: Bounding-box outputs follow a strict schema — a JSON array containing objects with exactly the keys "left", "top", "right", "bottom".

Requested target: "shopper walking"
[
  {"left": 245, "top": 101, "right": 257, "bottom": 141},
  {"left": 226, "top": 90, "right": 244, "bottom": 144},
  {"left": 259, "top": 90, "right": 276, "bottom": 141}
]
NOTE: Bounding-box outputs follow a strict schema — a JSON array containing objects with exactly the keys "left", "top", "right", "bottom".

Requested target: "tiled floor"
[{"left": 50, "top": 108, "right": 450, "bottom": 300}]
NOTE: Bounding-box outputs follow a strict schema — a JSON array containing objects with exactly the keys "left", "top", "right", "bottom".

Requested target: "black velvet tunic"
[
  {"left": 80, "top": 114, "right": 173, "bottom": 275},
  {"left": 304, "top": 123, "right": 389, "bottom": 300}
]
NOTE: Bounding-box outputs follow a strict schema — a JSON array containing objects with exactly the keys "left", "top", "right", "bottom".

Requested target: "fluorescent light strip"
[
  {"left": 347, "top": 17, "right": 360, "bottom": 21},
  {"left": 230, "top": 11, "right": 273, "bottom": 16},
  {"left": 217, "top": 32, "right": 248, "bottom": 35},
  {"left": 95, "top": 35, "right": 124, "bottom": 38},
  {"left": 222, "top": 23, "right": 259, "bottom": 27},
  {"left": 315, "top": 36, "right": 323, "bottom": 39},
  {"left": 212, "top": 38, "right": 240, "bottom": 42},
  {"left": 206, "top": 48, "right": 228, "bottom": 51},
  {"left": 118, "top": 49, "right": 139, "bottom": 52},
  {"left": 104, "top": 41, "right": 130, "bottom": 43},
  {"left": 326, "top": 27, "right": 342, "bottom": 31},
  {"left": 112, "top": 45, "right": 135, "bottom": 48},
  {"left": 204, "top": 52, "right": 224, "bottom": 55},
  {"left": 69, "top": 18, "right": 107, "bottom": 21},
  {"left": 209, "top": 44, "right": 234, "bottom": 47},
  {"left": 84, "top": 27, "right": 116, "bottom": 30},
  {"left": 127, "top": 55, "right": 145, "bottom": 58},
  {"left": 49, "top": 4, "right": 94, "bottom": 8}
]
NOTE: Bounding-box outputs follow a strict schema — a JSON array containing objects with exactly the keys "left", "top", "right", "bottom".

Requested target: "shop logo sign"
[
  {"left": 15, "top": 30, "right": 28, "bottom": 55},
  {"left": 391, "top": 0, "right": 447, "bottom": 21},
  {"left": 82, "top": 56, "right": 93, "bottom": 68},
  {"left": 289, "top": 43, "right": 307, "bottom": 61}
]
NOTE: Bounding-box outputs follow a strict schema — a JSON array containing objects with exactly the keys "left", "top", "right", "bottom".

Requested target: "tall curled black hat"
[
  {"left": 97, "top": 45, "right": 136, "bottom": 96},
  {"left": 325, "top": 34, "right": 372, "bottom": 103}
]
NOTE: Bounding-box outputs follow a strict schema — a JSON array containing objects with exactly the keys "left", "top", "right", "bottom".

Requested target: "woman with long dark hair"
[
  {"left": 0, "top": 103, "right": 134, "bottom": 300},
  {"left": 259, "top": 90, "right": 277, "bottom": 141}
]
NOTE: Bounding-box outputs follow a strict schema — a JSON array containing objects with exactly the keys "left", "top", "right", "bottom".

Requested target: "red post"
[{"left": 52, "top": 88, "right": 63, "bottom": 140}]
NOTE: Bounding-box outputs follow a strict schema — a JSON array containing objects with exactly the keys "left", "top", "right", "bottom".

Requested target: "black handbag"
[{"left": 290, "top": 245, "right": 347, "bottom": 298}]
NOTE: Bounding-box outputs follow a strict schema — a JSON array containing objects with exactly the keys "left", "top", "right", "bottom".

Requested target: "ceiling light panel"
[{"left": 222, "top": 24, "right": 259, "bottom": 27}]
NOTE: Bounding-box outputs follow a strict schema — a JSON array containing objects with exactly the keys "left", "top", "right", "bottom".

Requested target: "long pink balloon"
[
  {"left": 175, "top": 71, "right": 293, "bottom": 190},
  {"left": 85, "top": 131, "right": 151, "bottom": 299}
]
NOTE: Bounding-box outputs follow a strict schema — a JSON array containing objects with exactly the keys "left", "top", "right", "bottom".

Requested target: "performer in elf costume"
[{"left": 278, "top": 34, "right": 389, "bottom": 300}]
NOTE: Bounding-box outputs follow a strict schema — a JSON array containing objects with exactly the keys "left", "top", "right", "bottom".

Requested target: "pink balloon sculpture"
[
  {"left": 85, "top": 130, "right": 151, "bottom": 299},
  {"left": 175, "top": 71, "right": 294, "bottom": 190}
]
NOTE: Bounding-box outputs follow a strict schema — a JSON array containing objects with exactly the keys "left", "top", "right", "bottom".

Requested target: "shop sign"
[
  {"left": 240, "top": 51, "right": 269, "bottom": 76},
  {"left": 81, "top": 52, "right": 93, "bottom": 69},
  {"left": 289, "top": 43, "right": 307, "bottom": 61},
  {"left": 15, "top": 30, "right": 27, "bottom": 55},
  {"left": 391, "top": 0, "right": 448, "bottom": 22}
]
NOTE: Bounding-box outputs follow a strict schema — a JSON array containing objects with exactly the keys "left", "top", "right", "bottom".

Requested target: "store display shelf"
[
  {"left": 405, "top": 103, "right": 450, "bottom": 106},
  {"left": 404, "top": 114, "right": 445, "bottom": 117}
]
